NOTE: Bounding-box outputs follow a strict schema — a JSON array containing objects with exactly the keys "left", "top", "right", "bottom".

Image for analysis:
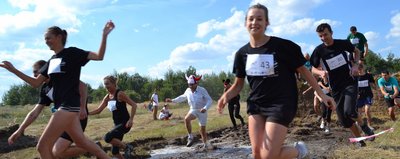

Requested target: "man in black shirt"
[{"left": 310, "top": 23, "right": 374, "bottom": 147}]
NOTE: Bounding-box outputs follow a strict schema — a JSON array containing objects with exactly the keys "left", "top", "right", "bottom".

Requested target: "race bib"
[
  {"left": 245, "top": 54, "right": 274, "bottom": 76},
  {"left": 358, "top": 80, "right": 369, "bottom": 87},
  {"left": 325, "top": 54, "right": 347, "bottom": 70},
  {"left": 48, "top": 58, "right": 63, "bottom": 74},
  {"left": 350, "top": 38, "right": 359, "bottom": 45},
  {"left": 385, "top": 85, "right": 393, "bottom": 92},
  {"left": 107, "top": 100, "right": 117, "bottom": 112},
  {"left": 46, "top": 87, "right": 54, "bottom": 101}
]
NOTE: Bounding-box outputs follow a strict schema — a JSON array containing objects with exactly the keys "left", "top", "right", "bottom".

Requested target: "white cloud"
[
  {"left": 0, "top": 43, "right": 52, "bottom": 71},
  {"left": 148, "top": 10, "right": 247, "bottom": 78},
  {"left": 364, "top": 31, "right": 379, "bottom": 49},
  {"left": 386, "top": 13, "right": 400, "bottom": 39},
  {"left": 118, "top": 67, "right": 137, "bottom": 74},
  {"left": 80, "top": 73, "right": 106, "bottom": 88}
]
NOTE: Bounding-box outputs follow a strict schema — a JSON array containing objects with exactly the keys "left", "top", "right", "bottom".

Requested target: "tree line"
[
  {"left": 2, "top": 50, "right": 399, "bottom": 106},
  {"left": 1, "top": 66, "right": 249, "bottom": 106}
]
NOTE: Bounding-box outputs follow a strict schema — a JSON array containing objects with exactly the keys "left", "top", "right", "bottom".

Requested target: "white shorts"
[{"left": 188, "top": 109, "right": 208, "bottom": 126}]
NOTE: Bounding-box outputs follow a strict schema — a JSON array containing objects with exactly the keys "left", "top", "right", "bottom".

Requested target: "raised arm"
[
  {"left": 87, "top": 21, "right": 115, "bottom": 61},
  {"left": 0, "top": 61, "right": 46, "bottom": 88},
  {"left": 118, "top": 91, "right": 137, "bottom": 128}
]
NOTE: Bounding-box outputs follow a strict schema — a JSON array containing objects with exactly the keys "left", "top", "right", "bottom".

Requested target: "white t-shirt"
[{"left": 151, "top": 93, "right": 159, "bottom": 106}]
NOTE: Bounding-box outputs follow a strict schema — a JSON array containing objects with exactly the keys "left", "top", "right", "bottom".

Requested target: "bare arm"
[
  {"left": 364, "top": 42, "right": 369, "bottom": 58},
  {"left": 79, "top": 81, "right": 88, "bottom": 120},
  {"left": 393, "top": 87, "right": 399, "bottom": 99},
  {"left": 0, "top": 61, "right": 46, "bottom": 88},
  {"left": 8, "top": 104, "right": 45, "bottom": 145},
  {"left": 89, "top": 95, "right": 108, "bottom": 115},
  {"left": 218, "top": 77, "right": 244, "bottom": 113},
  {"left": 298, "top": 66, "right": 336, "bottom": 109},
  {"left": 87, "top": 21, "right": 115, "bottom": 61}
]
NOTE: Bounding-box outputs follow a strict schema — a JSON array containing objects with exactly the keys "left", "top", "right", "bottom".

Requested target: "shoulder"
[{"left": 237, "top": 43, "right": 250, "bottom": 53}]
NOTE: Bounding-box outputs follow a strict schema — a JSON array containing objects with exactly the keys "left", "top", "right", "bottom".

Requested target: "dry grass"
[{"left": 0, "top": 102, "right": 247, "bottom": 158}]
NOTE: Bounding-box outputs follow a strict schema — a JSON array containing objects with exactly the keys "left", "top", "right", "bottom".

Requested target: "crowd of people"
[{"left": 1, "top": 3, "right": 400, "bottom": 159}]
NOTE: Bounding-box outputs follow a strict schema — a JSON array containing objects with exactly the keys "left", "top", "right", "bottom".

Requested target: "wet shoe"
[
  {"left": 324, "top": 126, "right": 330, "bottom": 133},
  {"left": 361, "top": 125, "right": 375, "bottom": 141},
  {"left": 320, "top": 120, "right": 325, "bottom": 129},
  {"left": 294, "top": 141, "right": 308, "bottom": 159},
  {"left": 186, "top": 137, "right": 194, "bottom": 147},
  {"left": 203, "top": 142, "right": 214, "bottom": 150},
  {"left": 124, "top": 144, "right": 134, "bottom": 159},
  {"left": 356, "top": 141, "right": 366, "bottom": 147}
]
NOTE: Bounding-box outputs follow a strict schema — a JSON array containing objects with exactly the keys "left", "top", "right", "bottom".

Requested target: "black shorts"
[
  {"left": 60, "top": 117, "right": 88, "bottom": 142},
  {"left": 247, "top": 99, "right": 297, "bottom": 127},
  {"left": 105, "top": 123, "right": 131, "bottom": 155},
  {"left": 332, "top": 84, "right": 358, "bottom": 128},
  {"left": 384, "top": 96, "right": 400, "bottom": 108}
]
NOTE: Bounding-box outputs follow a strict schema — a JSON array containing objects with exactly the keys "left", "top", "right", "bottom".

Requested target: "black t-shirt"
[
  {"left": 40, "top": 47, "right": 89, "bottom": 108},
  {"left": 38, "top": 82, "right": 52, "bottom": 106},
  {"left": 110, "top": 89, "right": 130, "bottom": 125},
  {"left": 358, "top": 73, "right": 375, "bottom": 99},
  {"left": 310, "top": 39, "right": 357, "bottom": 92},
  {"left": 233, "top": 37, "right": 306, "bottom": 106}
]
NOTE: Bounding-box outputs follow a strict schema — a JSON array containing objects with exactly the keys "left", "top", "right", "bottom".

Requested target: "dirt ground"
[{"left": 0, "top": 90, "right": 378, "bottom": 159}]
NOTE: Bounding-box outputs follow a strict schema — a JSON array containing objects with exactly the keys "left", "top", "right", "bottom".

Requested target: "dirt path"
[{"left": 125, "top": 115, "right": 352, "bottom": 159}]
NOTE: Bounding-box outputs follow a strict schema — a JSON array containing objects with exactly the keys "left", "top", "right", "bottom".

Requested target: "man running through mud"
[
  {"left": 165, "top": 74, "right": 213, "bottom": 149},
  {"left": 310, "top": 23, "right": 374, "bottom": 147}
]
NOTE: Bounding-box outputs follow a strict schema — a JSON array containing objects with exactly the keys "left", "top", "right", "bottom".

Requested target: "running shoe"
[
  {"left": 324, "top": 126, "right": 330, "bottom": 133},
  {"left": 356, "top": 141, "right": 366, "bottom": 147},
  {"left": 124, "top": 144, "right": 134, "bottom": 159},
  {"left": 186, "top": 137, "right": 194, "bottom": 147},
  {"left": 361, "top": 125, "right": 375, "bottom": 141},
  {"left": 203, "top": 142, "right": 214, "bottom": 150},
  {"left": 320, "top": 120, "right": 325, "bottom": 129},
  {"left": 294, "top": 141, "right": 308, "bottom": 159}
]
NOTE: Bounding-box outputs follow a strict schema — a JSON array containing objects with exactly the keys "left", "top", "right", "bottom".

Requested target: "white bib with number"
[
  {"left": 246, "top": 54, "right": 274, "bottom": 76},
  {"left": 107, "top": 100, "right": 117, "bottom": 112},
  {"left": 385, "top": 85, "right": 393, "bottom": 92},
  {"left": 46, "top": 87, "right": 54, "bottom": 101},
  {"left": 325, "top": 54, "right": 347, "bottom": 70},
  {"left": 358, "top": 80, "right": 369, "bottom": 87},
  {"left": 48, "top": 58, "right": 63, "bottom": 74},
  {"left": 350, "top": 38, "right": 359, "bottom": 45}
]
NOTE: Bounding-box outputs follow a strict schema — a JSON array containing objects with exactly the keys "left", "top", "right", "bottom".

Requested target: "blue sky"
[{"left": 1, "top": 0, "right": 400, "bottom": 102}]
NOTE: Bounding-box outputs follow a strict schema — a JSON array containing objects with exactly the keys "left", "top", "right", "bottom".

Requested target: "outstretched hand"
[
  {"left": 0, "top": 61, "right": 16, "bottom": 73},
  {"left": 103, "top": 20, "right": 115, "bottom": 36},
  {"left": 8, "top": 130, "right": 22, "bottom": 145}
]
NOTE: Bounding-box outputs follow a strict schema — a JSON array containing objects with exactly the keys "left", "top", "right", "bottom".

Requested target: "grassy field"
[
  {"left": 0, "top": 102, "right": 245, "bottom": 158},
  {"left": 1, "top": 99, "right": 400, "bottom": 159}
]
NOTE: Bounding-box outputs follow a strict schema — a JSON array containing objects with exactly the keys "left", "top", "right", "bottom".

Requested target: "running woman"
[
  {"left": 0, "top": 21, "right": 114, "bottom": 158},
  {"left": 165, "top": 74, "right": 213, "bottom": 149},
  {"left": 310, "top": 23, "right": 374, "bottom": 147},
  {"left": 218, "top": 4, "right": 335, "bottom": 159},
  {"left": 8, "top": 60, "right": 92, "bottom": 158},
  {"left": 89, "top": 75, "right": 137, "bottom": 159},
  {"left": 377, "top": 70, "right": 400, "bottom": 121},
  {"left": 223, "top": 79, "right": 245, "bottom": 129}
]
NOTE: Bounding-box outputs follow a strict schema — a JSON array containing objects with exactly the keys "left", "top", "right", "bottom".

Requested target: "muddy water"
[{"left": 149, "top": 145, "right": 252, "bottom": 159}]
